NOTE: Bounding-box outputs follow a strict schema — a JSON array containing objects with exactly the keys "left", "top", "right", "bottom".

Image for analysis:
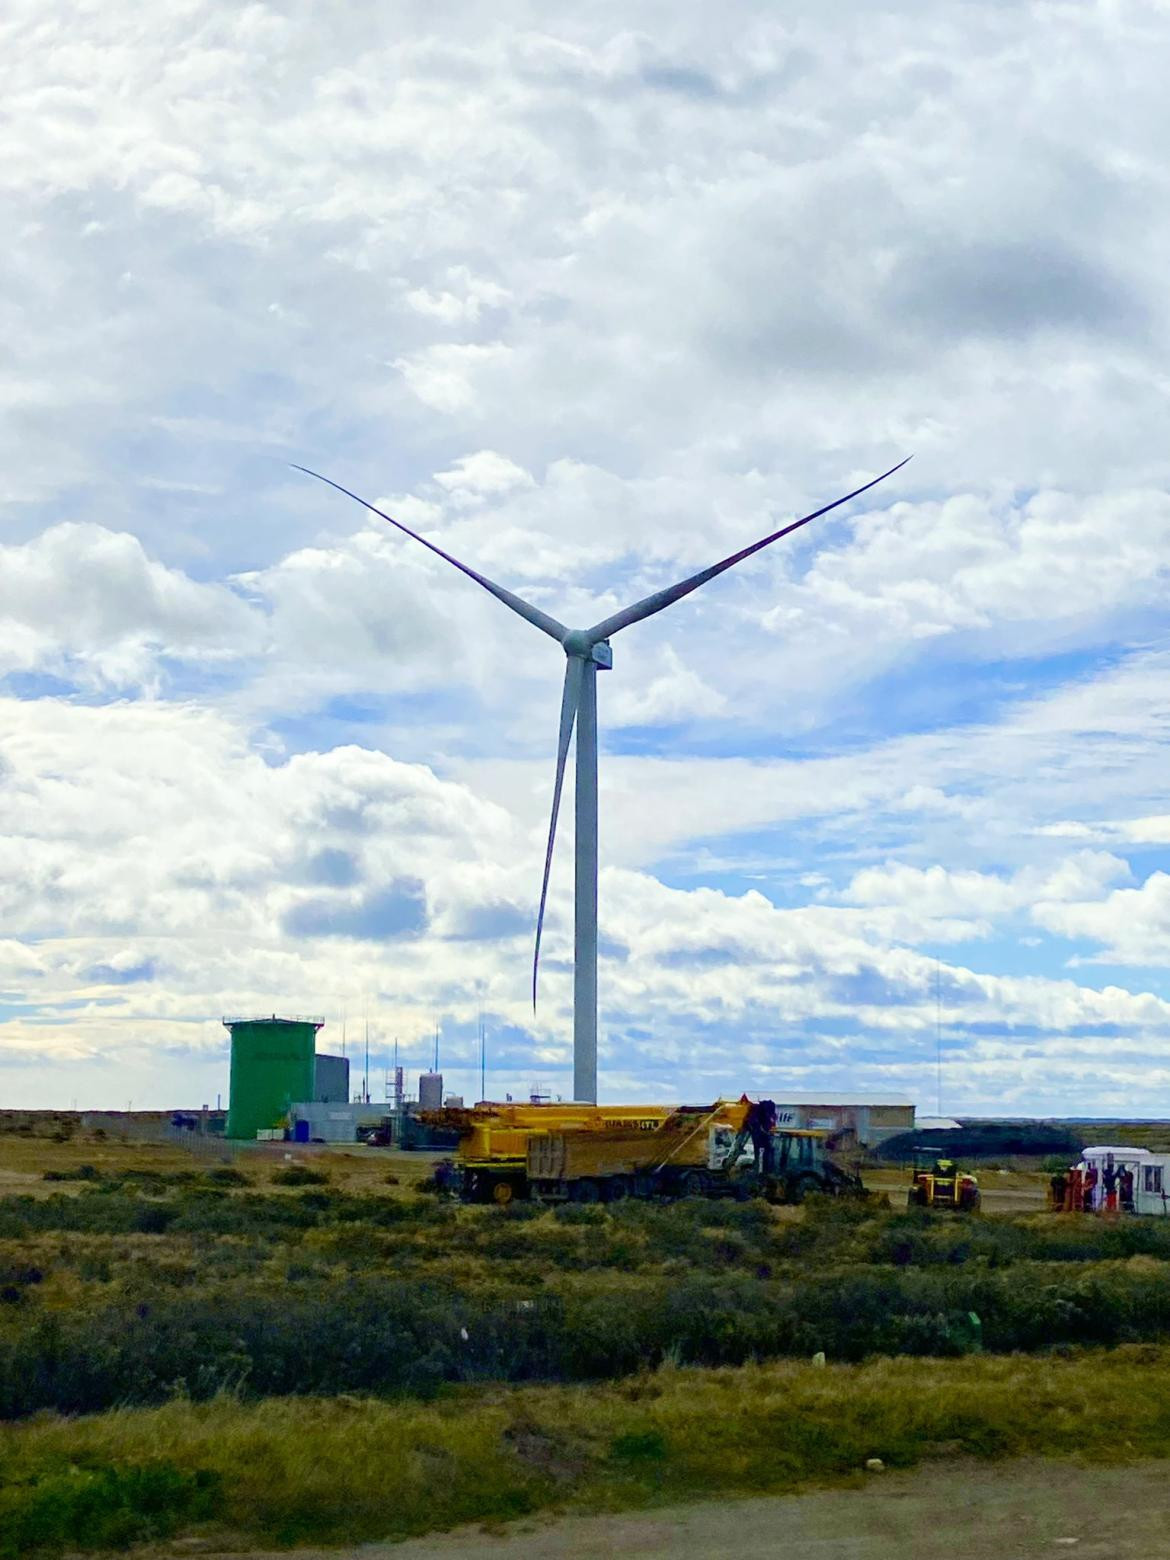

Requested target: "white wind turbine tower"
[{"left": 295, "top": 456, "right": 909, "bottom": 1103}]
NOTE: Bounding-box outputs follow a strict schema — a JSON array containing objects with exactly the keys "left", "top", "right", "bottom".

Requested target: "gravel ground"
[{"left": 180, "top": 1456, "right": 1170, "bottom": 1559}]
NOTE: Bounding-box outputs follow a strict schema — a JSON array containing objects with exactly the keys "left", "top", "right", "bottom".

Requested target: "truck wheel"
[
  {"left": 605, "top": 1176, "right": 631, "bottom": 1202},
  {"left": 571, "top": 1178, "right": 601, "bottom": 1204},
  {"left": 492, "top": 1180, "right": 514, "bottom": 1206},
  {"left": 788, "top": 1173, "right": 821, "bottom": 1205},
  {"left": 680, "top": 1170, "right": 710, "bottom": 1198}
]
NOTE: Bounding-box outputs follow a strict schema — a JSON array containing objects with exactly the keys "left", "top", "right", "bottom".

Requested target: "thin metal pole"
[
  {"left": 574, "top": 660, "right": 599, "bottom": 1103},
  {"left": 942, "top": 954, "right": 948, "bottom": 1116}
]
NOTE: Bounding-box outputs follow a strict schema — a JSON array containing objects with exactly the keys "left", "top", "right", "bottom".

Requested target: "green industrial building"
[{"left": 223, "top": 1015, "right": 323, "bottom": 1140}]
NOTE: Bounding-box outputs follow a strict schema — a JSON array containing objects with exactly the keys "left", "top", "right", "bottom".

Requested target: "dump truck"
[
  {"left": 907, "top": 1149, "right": 980, "bottom": 1212},
  {"left": 427, "top": 1097, "right": 865, "bottom": 1205},
  {"left": 528, "top": 1099, "right": 864, "bottom": 1203}
]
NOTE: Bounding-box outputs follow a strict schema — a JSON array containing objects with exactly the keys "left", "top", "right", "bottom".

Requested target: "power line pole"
[{"left": 479, "top": 1009, "right": 486, "bottom": 1102}]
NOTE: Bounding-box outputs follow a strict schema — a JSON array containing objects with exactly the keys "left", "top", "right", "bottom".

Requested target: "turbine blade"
[
  {"left": 293, "top": 464, "right": 568, "bottom": 642},
  {"left": 586, "top": 457, "right": 910, "bottom": 642},
  {"left": 533, "top": 655, "right": 584, "bottom": 1010}
]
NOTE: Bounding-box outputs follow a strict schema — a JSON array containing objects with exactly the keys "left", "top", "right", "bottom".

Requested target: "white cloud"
[
  {"left": 769, "top": 489, "right": 1170, "bottom": 667},
  {"left": 393, "top": 343, "right": 513, "bottom": 413},
  {"left": 0, "top": 523, "right": 261, "bottom": 690},
  {"left": 1120, "top": 816, "right": 1170, "bottom": 845},
  {"left": 840, "top": 853, "right": 1132, "bottom": 929},
  {"left": 406, "top": 267, "right": 511, "bottom": 325},
  {"left": 1035, "top": 871, "right": 1170, "bottom": 967},
  {"left": 605, "top": 645, "right": 727, "bottom": 727},
  {"left": 434, "top": 449, "right": 535, "bottom": 501}
]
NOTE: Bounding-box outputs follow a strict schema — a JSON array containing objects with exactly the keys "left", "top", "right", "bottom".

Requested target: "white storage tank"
[{"left": 418, "top": 1072, "right": 443, "bottom": 1111}]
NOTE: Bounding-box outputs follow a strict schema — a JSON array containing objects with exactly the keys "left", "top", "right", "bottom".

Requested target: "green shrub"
[
  {"left": 8, "top": 1179, "right": 1170, "bottom": 1422},
  {"left": 272, "top": 1166, "right": 330, "bottom": 1187},
  {"left": 0, "top": 1461, "right": 219, "bottom": 1558},
  {"left": 0, "top": 1193, "right": 181, "bottom": 1238},
  {"left": 610, "top": 1429, "right": 666, "bottom": 1461}
]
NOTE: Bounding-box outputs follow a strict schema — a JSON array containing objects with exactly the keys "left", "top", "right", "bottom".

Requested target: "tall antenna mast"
[
  {"left": 479, "top": 1009, "right": 486, "bottom": 1103},
  {"left": 942, "top": 954, "right": 948, "bottom": 1116},
  {"left": 433, "top": 1021, "right": 439, "bottom": 1073},
  {"left": 364, "top": 1010, "right": 370, "bottom": 1105}
]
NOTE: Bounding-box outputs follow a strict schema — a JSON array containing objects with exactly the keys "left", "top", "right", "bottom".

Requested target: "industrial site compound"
[{"left": 207, "top": 1015, "right": 915, "bottom": 1156}]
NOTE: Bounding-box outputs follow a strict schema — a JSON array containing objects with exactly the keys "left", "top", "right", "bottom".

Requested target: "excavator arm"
[{"left": 719, "top": 1100, "right": 779, "bottom": 1175}]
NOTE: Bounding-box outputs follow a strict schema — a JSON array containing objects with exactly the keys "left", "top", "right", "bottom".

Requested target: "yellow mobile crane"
[
  {"left": 425, "top": 1097, "right": 865, "bottom": 1205},
  {"left": 423, "top": 1100, "right": 679, "bottom": 1204}
]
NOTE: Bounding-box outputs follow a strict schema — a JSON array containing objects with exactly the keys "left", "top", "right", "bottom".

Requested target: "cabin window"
[{"left": 1143, "top": 1166, "right": 1163, "bottom": 1194}]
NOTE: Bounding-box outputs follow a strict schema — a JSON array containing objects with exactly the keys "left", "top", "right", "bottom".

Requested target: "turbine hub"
[{"left": 562, "top": 629, "right": 613, "bottom": 668}]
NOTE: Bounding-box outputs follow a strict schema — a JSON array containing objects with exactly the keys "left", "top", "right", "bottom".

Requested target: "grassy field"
[
  {"left": 2, "top": 1119, "right": 1169, "bottom": 1555},
  {"left": 5, "top": 1347, "right": 1170, "bottom": 1555}
]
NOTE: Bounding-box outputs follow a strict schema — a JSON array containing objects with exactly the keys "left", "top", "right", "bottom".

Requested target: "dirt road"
[{"left": 192, "top": 1457, "right": 1169, "bottom": 1559}]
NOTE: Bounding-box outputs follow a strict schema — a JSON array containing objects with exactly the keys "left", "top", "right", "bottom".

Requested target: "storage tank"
[
  {"left": 223, "top": 1016, "right": 322, "bottom": 1140},
  {"left": 418, "top": 1071, "right": 443, "bottom": 1111}
]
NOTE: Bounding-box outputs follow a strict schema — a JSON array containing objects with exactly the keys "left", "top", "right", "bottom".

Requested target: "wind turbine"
[{"left": 294, "top": 456, "right": 909, "bottom": 1103}]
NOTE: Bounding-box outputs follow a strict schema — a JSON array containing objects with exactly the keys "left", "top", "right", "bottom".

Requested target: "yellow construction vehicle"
[
  {"left": 423, "top": 1100, "right": 679, "bottom": 1204},
  {"left": 907, "top": 1149, "right": 981, "bottom": 1212},
  {"left": 427, "top": 1097, "right": 865, "bottom": 1205}
]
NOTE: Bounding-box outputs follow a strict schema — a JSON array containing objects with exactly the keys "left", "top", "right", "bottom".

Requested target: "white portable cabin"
[{"left": 1079, "top": 1146, "right": 1170, "bottom": 1216}]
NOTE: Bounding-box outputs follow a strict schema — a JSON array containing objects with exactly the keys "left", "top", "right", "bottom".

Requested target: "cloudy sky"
[{"left": 4, "top": 0, "right": 1170, "bottom": 1114}]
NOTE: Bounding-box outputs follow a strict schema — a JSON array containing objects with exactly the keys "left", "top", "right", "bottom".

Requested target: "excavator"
[{"left": 706, "top": 1099, "right": 865, "bottom": 1203}]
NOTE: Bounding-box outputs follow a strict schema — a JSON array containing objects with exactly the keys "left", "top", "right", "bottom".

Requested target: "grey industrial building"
[{"left": 770, "top": 1098, "right": 914, "bottom": 1148}]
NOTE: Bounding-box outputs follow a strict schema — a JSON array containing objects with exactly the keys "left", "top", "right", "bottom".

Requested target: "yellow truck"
[
  {"left": 427, "top": 1097, "right": 865, "bottom": 1205},
  {"left": 424, "top": 1100, "right": 680, "bottom": 1204}
]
